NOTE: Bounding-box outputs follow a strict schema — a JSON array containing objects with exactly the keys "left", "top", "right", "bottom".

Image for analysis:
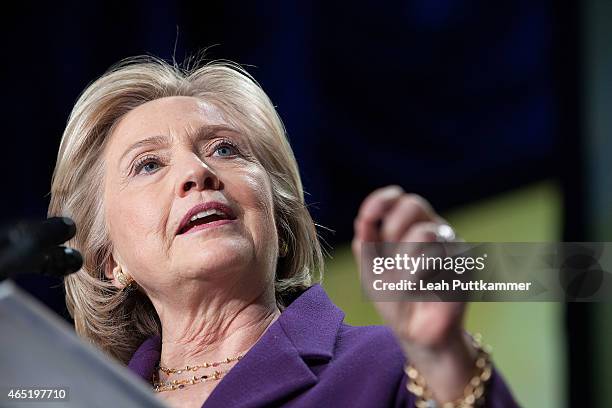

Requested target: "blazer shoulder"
[{"left": 335, "top": 323, "right": 406, "bottom": 363}]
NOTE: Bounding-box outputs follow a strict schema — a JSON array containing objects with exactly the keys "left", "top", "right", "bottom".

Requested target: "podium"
[{"left": 0, "top": 280, "right": 168, "bottom": 408}]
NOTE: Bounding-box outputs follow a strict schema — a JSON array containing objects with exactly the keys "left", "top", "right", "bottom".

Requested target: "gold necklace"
[
  {"left": 153, "top": 354, "right": 243, "bottom": 393},
  {"left": 157, "top": 354, "right": 243, "bottom": 376},
  {"left": 153, "top": 369, "right": 227, "bottom": 393},
  {"left": 153, "top": 314, "right": 277, "bottom": 393}
]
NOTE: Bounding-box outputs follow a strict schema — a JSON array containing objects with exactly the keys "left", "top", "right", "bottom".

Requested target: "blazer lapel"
[
  {"left": 202, "top": 321, "right": 316, "bottom": 408},
  {"left": 203, "top": 284, "right": 345, "bottom": 408}
]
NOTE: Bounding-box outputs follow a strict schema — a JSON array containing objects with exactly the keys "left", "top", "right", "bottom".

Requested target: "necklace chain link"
[{"left": 152, "top": 354, "right": 243, "bottom": 393}]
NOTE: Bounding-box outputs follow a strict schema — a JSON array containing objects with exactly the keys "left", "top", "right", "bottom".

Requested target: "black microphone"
[
  {"left": 38, "top": 246, "right": 84, "bottom": 277},
  {"left": 0, "top": 217, "right": 83, "bottom": 280},
  {"left": 1, "top": 217, "right": 77, "bottom": 250}
]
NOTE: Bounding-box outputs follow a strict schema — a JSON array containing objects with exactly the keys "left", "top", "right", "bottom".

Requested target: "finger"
[
  {"left": 354, "top": 185, "right": 404, "bottom": 242},
  {"left": 399, "top": 222, "right": 458, "bottom": 270},
  {"left": 380, "top": 194, "right": 442, "bottom": 242},
  {"left": 401, "top": 222, "right": 454, "bottom": 242}
]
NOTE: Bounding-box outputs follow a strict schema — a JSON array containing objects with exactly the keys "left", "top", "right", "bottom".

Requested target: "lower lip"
[{"left": 180, "top": 219, "right": 236, "bottom": 235}]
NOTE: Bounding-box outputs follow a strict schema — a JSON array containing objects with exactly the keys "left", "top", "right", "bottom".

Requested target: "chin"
[{"left": 177, "top": 236, "right": 255, "bottom": 279}]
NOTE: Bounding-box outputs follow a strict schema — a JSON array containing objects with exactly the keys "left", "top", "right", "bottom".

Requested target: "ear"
[{"left": 104, "top": 254, "right": 123, "bottom": 289}]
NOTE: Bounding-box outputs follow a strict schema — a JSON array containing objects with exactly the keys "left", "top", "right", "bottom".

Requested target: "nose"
[{"left": 175, "top": 154, "right": 222, "bottom": 197}]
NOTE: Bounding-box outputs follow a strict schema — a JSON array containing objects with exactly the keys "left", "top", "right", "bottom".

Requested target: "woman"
[{"left": 48, "top": 56, "right": 518, "bottom": 408}]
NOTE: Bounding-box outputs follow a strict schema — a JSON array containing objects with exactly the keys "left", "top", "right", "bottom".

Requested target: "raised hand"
[{"left": 352, "top": 185, "right": 476, "bottom": 403}]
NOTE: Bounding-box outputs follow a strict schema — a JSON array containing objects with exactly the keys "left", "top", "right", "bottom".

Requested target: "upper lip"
[{"left": 176, "top": 201, "right": 237, "bottom": 235}]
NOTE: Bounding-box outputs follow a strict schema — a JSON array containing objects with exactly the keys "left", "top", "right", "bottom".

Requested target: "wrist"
[{"left": 402, "top": 331, "right": 483, "bottom": 403}]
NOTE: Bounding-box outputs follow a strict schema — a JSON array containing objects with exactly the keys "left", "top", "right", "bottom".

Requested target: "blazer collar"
[{"left": 127, "top": 284, "right": 345, "bottom": 408}]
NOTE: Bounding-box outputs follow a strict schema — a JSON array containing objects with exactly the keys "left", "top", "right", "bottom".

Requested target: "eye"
[
  {"left": 212, "top": 142, "right": 239, "bottom": 158},
  {"left": 134, "top": 156, "right": 163, "bottom": 175},
  {"left": 142, "top": 161, "right": 160, "bottom": 173}
]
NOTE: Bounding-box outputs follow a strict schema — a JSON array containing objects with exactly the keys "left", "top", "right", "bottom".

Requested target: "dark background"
[{"left": 0, "top": 1, "right": 599, "bottom": 406}]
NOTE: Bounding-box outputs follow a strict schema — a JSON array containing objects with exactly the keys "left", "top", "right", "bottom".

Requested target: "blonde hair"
[{"left": 48, "top": 56, "right": 324, "bottom": 364}]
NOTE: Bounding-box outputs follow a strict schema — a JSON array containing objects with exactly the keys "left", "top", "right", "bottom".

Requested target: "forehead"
[{"left": 109, "top": 96, "right": 228, "bottom": 147}]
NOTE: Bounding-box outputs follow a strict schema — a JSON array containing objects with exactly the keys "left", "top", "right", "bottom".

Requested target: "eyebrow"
[
  {"left": 119, "top": 124, "right": 242, "bottom": 165},
  {"left": 192, "top": 124, "right": 242, "bottom": 142},
  {"left": 120, "top": 135, "right": 169, "bottom": 164}
]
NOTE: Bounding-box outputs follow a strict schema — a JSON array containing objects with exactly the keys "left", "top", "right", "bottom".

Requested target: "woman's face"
[{"left": 102, "top": 96, "right": 278, "bottom": 299}]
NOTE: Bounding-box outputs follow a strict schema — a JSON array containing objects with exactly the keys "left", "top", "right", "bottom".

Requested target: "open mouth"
[
  {"left": 177, "top": 204, "right": 237, "bottom": 235},
  {"left": 178, "top": 208, "right": 232, "bottom": 235}
]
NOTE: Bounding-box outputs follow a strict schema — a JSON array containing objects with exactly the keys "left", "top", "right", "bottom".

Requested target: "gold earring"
[
  {"left": 279, "top": 240, "right": 289, "bottom": 258},
  {"left": 113, "top": 266, "right": 134, "bottom": 289}
]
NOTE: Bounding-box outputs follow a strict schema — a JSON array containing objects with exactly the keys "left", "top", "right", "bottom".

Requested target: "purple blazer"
[{"left": 128, "top": 284, "right": 519, "bottom": 407}]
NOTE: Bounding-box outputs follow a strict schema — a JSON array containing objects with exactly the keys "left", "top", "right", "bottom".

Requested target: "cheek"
[
  {"left": 105, "top": 182, "right": 172, "bottom": 263},
  {"left": 226, "top": 167, "right": 277, "bottom": 244}
]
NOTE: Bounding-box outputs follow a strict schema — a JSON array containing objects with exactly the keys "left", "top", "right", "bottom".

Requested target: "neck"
[{"left": 153, "top": 284, "right": 281, "bottom": 369}]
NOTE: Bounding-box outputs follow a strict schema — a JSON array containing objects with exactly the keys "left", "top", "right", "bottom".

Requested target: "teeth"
[{"left": 189, "top": 209, "right": 226, "bottom": 223}]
